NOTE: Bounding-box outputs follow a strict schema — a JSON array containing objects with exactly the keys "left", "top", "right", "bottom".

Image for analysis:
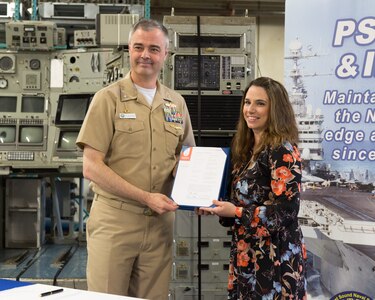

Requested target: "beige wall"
[{"left": 256, "top": 15, "right": 285, "bottom": 83}]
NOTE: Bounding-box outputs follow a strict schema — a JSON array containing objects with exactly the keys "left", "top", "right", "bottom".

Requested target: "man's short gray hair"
[{"left": 128, "top": 18, "right": 169, "bottom": 49}]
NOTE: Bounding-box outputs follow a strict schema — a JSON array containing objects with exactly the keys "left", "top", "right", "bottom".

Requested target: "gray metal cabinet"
[{"left": 5, "top": 178, "right": 45, "bottom": 248}]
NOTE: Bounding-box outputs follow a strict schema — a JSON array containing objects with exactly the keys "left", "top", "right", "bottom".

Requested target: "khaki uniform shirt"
[{"left": 76, "top": 72, "right": 195, "bottom": 207}]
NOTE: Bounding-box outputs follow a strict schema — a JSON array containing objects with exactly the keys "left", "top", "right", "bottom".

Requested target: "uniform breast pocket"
[
  {"left": 164, "top": 122, "right": 183, "bottom": 156},
  {"left": 114, "top": 119, "right": 145, "bottom": 157}
]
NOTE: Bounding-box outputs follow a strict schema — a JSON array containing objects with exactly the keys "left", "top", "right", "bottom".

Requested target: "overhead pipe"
[
  {"left": 145, "top": 0, "right": 150, "bottom": 19},
  {"left": 13, "top": 0, "right": 21, "bottom": 20},
  {"left": 31, "top": 0, "right": 38, "bottom": 20}
]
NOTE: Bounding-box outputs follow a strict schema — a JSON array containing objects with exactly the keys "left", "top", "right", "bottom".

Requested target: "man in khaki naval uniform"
[{"left": 76, "top": 19, "right": 195, "bottom": 299}]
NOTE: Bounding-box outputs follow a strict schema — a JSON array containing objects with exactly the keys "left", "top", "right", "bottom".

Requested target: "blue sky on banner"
[{"left": 284, "top": 0, "right": 375, "bottom": 173}]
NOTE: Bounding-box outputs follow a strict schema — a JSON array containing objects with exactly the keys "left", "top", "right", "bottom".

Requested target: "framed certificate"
[{"left": 171, "top": 146, "right": 230, "bottom": 209}]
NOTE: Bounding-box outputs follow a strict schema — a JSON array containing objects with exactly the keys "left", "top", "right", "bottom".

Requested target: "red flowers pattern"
[{"left": 223, "top": 142, "right": 307, "bottom": 299}]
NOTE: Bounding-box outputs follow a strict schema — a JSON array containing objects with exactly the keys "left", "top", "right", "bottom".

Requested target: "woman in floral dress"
[{"left": 199, "top": 77, "right": 307, "bottom": 299}]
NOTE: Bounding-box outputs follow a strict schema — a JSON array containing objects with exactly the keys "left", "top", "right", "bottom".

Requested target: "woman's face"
[{"left": 242, "top": 85, "right": 270, "bottom": 135}]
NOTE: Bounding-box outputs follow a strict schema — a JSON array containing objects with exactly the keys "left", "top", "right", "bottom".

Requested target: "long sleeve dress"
[{"left": 222, "top": 141, "right": 307, "bottom": 300}]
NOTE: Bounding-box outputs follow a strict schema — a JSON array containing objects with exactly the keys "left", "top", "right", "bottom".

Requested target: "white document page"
[{"left": 172, "top": 147, "right": 228, "bottom": 208}]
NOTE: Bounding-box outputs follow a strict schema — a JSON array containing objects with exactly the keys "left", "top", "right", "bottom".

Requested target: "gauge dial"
[
  {"left": 0, "top": 78, "right": 8, "bottom": 89},
  {"left": 30, "top": 59, "right": 41, "bottom": 70}
]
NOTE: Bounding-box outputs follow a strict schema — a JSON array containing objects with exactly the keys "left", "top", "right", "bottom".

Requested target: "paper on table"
[
  {"left": 171, "top": 146, "right": 228, "bottom": 208},
  {"left": 0, "top": 283, "right": 144, "bottom": 300}
]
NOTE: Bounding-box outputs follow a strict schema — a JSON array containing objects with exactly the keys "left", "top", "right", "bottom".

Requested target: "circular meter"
[
  {"left": 30, "top": 59, "right": 41, "bottom": 70},
  {"left": 0, "top": 78, "right": 8, "bottom": 89}
]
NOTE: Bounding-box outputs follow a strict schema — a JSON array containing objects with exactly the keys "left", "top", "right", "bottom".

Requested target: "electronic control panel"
[
  {"left": 163, "top": 16, "right": 256, "bottom": 54},
  {"left": 103, "top": 50, "right": 130, "bottom": 86},
  {"left": 96, "top": 14, "right": 139, "bottom": 47},
  {"left": 0, "top": 47, "right": 112, "bottom": 172},
  {"left": 74, "top": 30, "right": 97, "bottom": 48},
  {"left": 0, "top": 1, "right": 22, "bottom": 18},
  {"left": 6, "top": 21, "right": 66, "bottom": 51},
  {"left": 163, "top": 15, "right": 256, "bottom": 95},
  {"left": 165, "top": 53, "right": 249, "bottom": 95}
]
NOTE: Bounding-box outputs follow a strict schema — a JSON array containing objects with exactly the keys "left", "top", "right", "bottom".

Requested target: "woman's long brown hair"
[{"left": 231, "top": 77, "right": 299, "bottom": 168}]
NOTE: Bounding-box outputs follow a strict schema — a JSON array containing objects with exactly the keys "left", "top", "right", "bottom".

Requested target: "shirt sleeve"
[{"left": 76, "top": 87, "right": 117, "bottom": 154}]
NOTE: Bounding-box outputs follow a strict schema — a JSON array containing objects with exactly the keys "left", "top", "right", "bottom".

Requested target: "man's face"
[{"left": 128, "top": 28, "right": 168, "bottom": 80}]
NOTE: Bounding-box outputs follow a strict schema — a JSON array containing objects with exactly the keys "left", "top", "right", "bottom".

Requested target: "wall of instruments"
[
  {"left": 163, "top": 15, "right": 256, "bottom": 147},
  {"left": 0, "top": 4, "right": 257, "bottom": 300},
  {"left": 0, "top": 1, "right": 142, "bottom": 174},
  {"left": 162, "top": 15, "right": 256, "bottom": 299}
]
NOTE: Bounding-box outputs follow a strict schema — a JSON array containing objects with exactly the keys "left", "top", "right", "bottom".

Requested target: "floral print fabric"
[{"left": 223, "top": 142, "right": 307, "bottom": 300}]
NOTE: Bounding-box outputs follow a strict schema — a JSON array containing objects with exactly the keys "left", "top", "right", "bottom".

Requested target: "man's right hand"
[{"left": 144, "top": 193, "right": 179, "bottom": 215}]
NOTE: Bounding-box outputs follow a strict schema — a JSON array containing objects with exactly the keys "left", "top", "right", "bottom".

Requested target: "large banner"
[{"left": 285, "top": 1, "right": 374, "bottom": 299}]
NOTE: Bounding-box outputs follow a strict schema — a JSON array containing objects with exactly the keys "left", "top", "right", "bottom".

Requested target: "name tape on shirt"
[{"left": 119, "top": 113, "right": 136, "bottom": 119}]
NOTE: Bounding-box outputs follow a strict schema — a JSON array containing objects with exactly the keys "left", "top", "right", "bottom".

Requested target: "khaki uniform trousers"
[{"left": 86, "top": 194, "right": 174, "bottom": 300}]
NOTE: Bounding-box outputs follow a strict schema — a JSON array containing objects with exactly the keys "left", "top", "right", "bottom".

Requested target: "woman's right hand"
[{"left": 195, "top": 206, "right": 215, "bottom": 216}]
